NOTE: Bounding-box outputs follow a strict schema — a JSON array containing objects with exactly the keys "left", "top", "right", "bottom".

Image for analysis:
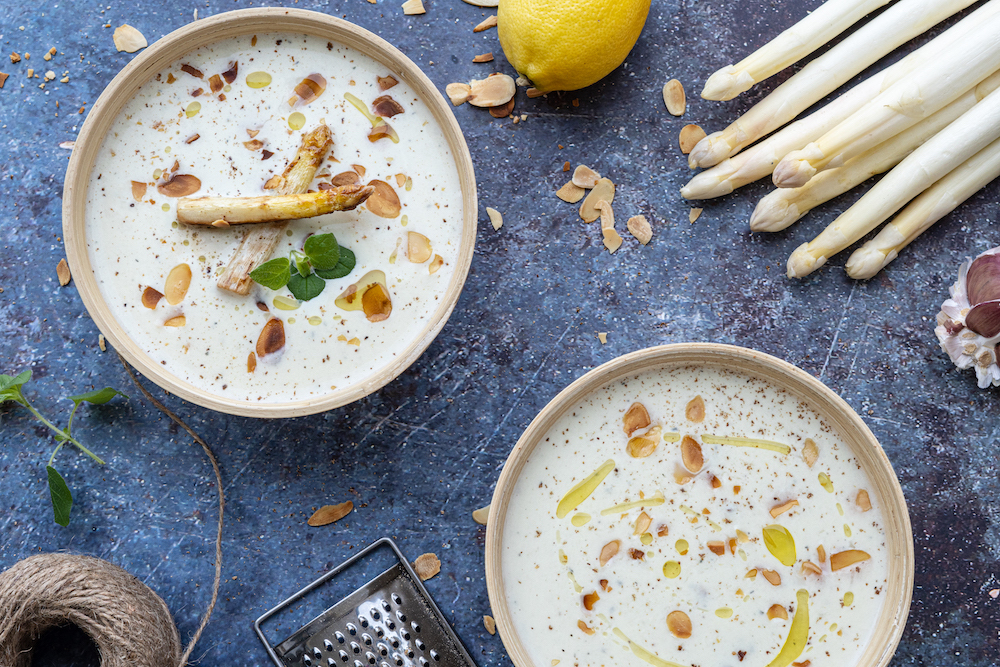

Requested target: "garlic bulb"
[{"left": 935, "top": 246, "right": 1000, "bottom": 388}]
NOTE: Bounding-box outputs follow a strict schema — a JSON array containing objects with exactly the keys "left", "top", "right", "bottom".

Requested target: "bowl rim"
[
  {"left": 62, "top": 7, "right": 478, "bottom": 417},
  {"left": 484, "top": 343, "right": 914, "bottom": 667}
]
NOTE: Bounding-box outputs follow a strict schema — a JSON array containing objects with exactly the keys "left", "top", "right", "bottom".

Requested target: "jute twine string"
[{"left": 0, "top": 355, "right": 224, "bottom": 666}]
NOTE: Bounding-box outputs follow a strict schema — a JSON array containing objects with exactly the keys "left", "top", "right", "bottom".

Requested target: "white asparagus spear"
[
  {"left": 750, "top": 72, "right": 1000, "bottom": 232},
  {"left": 701, "top": 0, "right": 890, "bottom": 101},
  {"left": 773, "top": 13, "right": 1000, "bottom": 189},
  {"left": 682, "top": 0, "right": 1000, "bottom": 199},
  {"left": 177, "top": 188, "right": 373, "bottom": 225},
  {"left": 786, "top": 85, "right": 1000, "bottom": 278},
  {"left": 846, "top": 136, "right": 1000, "bottom": 278},
  {"left": 689, "top": 0, "right": 980, "bottom": 168}
]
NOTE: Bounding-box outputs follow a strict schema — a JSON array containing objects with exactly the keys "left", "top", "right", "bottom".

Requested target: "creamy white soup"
[
  {"left": 502, "top": 365, "right": 888, "bottom": 667},
  {"left": 86, "top": 33, "right": 464, "bottom": 402}
]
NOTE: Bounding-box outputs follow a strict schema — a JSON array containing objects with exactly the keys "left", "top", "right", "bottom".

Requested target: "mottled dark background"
[{"left": 1, "top": 0, "right": 998, "bottom": 665}]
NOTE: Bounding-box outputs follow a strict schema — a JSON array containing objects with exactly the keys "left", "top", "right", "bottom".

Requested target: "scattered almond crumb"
[
  {"left": 486, "top": 206, "right": 503, "bottom": 231},
  {"left": 626, "top": 215, "right": 652, "bottom": 244},
  {"left": 689, "top": 208, "right": 703, "bottom": 223},
  {"left": 472, "top": 504, "right": 490, "bottom": 525},
  {"left": 483, "top": 615, "right": 496, "bottom": 635},
  {"left": 307, "top": 500, "right": 354, "bottom": 527},
  {"left": 113, "top": 24, "right": 148, "bottom": 53},
  {"left": 56, "top": 259, "right": 71, "bottom": 286},
  {"left": 526, "top": 87, "right": 544, "bottom": 98},
  {"left": 562, "top": 161, "right": 570, "bottom": 172},
  {"left": 598, "top": 332, "right": 608, "bottom": 344},
  {"left": 596, "top": 200, "right": 622, "bottom": 253},
  {"left": 990, "top": 589, "right": 999, "bottom": 598},
  {"left": 472, "top": 52, "right": 494, "bottom": 63},
  {"left": 679, "top": 123, "right": 707, "bottom": 154},
  {"left": 402, "top": 0, "right": 425, "bottom": 14},
  {"left": 9, "top": 53, "right": 20, "bottom": 64},
  {"left": 474, "top": 15, "right": 498, "bottom": 32},
  {"left": 0, "top": 73, "right": 7, "bottom": 89},
  {"left": 572, "top": 165, "right": 600, "bottom": 189},
  {"left": 556, "top": 181, "right": 585, "bottom": 204},
  {"left": 98, "top": 334, "right": 106, "bottom": 352},
  {"left": 413, "top": 553, "right": 441, "bottom": 580}
]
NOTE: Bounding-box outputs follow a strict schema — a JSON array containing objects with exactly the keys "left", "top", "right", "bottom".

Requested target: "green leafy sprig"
[
  {"left": 250, "top": 232, "right": 356, "bottom": 301},
  {"left": 0, "top": 370, "right": 126, "bottom": 526}
]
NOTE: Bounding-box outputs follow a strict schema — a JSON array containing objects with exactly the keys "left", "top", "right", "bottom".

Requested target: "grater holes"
[
  {"left": 360, "top": 617, "right": 370, "bottom": 628},
  {"left": 396, "top": 610, "right": 407, "bottom": 623},
  {"left": 365, "top": 651, "right": 377, "bottom": 664},
  {"left": 354, "top": 661, "right": 364, "bottom": 667},
  {"left": 377, "top": 642, "right": 389, "bottom": 656},
  {"left": 405, "top": 649, "right": 414, "bottom": 659},
  {"left": 392, "top": 653, "right": 404, "bottom": 666},
  {"left": 390, "top": 638, "right": 400, "bottom": 649},
  {"left": 418, "top": 659, "right": 430, "bottom": 667},
  {"left": 381, "top": 600, "right": 392, "bottom": 612},
  {"left": 374, "top": 627, "right": 385, "bottom": 638},
  {"left": 303, "top": 657, "right": 312, "bottom": 666},
  {"left": 336, "top": 631, "right": 346, "bottom": 644},
  {"left": 362, "top": 633, "right": 373, "bottom": 646},
  {"left": 387, "top": 621, "right": 396, "bottom": 630},
  {"left": 411, "top": 621, "right": 421, "bottom": 633},
  {"left": 415, "top": 639, "right": 426, "bottom": 651},
  {"left": 430, "top": 650, "right": 441, "bottom": 662},
  {"left": 327, "top": 659, "right": 336, "bottom": 667},
  {"left": 391, "top": 593, "right": 402, "bottom": 605},
  {"left": 371, "top": 609, "right": 381, "bottom": 621},
  {"left": 400, "top": 630, "right": 410, "bottom": 641},
  {"left": 325, "top": 640, "right": 335, "bottom": 651},
  {"left": 339, "top": 650, "right": 350, "bottom": 662},
  {"left": 314, "top": 648, "right": 324, "bottom": 658},
  {"left": 351, "top": 641, "right": 361, "bottom": 654},
  {"left": 347, "top": 623, "right": 358, "bottom": 636}
]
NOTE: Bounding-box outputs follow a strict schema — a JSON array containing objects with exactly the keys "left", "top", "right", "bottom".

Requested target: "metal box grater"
[{"left": 254, "top": 538, "right": 478, "bottom": 667}]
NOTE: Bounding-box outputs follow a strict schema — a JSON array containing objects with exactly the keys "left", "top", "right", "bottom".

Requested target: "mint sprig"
[
  {"left": 0, "top": 370, "right": 126, "bottom": 526},
  {"left": 249, "top": 232, "right": 355, "bottom": 301}
]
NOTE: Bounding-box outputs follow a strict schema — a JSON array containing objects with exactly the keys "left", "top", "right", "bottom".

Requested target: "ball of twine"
[{"left": 0, "top": 552, "right": 181, "bottom": 667}]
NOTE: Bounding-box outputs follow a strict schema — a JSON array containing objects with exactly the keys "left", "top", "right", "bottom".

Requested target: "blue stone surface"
[{"left": 1, "top": 0, "right": 998, "bottom": 665}]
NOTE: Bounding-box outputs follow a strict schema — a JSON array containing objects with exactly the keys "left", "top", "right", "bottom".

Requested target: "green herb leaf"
[
  {"left": 294, "top": 253, "right": 312, "bottom": 278},
  {"left": 46, "top": 465, "right": 73, "bottom": 527},
  {"left": 287, "top": 271, "right": 326, "bottom": 301},
  {"left": 250, "top": 258, "right": 292, "bottom": 290},
  {"left": 68, "top": 387, "right": 127, "bottom": 406},
  {"left": 304, "top": 233, "right": 341, "bottom": 270},
  {"left": 0, "top": 370, "right": 31, "bottom": 405},
  {"left": 315, "top": 246, "right": 356, "bottom": 280}
]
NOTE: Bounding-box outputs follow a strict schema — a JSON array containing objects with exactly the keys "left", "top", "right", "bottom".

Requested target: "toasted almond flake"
[
  {"left": 211, "top": 219, "right": 230, "bottom": 228},
  {"left": 761, "top": 569, "right": 781, "bottom": 586},
  {"left": 628, "top": 426, "right": 662, "bottom": 458},
  {"left": 599, "top": 539, "right": 620, "bottom": 566},
  {"left": 736, "top": 529, "right": 749, "bottom": 543},
  {"left": 582, "top": 591, "right": 600, "bottom": 610},
  {"left": 830, "top": 549, "right": 871, "bottom": 571},
  {"left": 468, "top": 74, "right": 515, "bottom": 108},
  {"left": 679, "top": 124, "right": 706, "bottom": 154},
  {"left": 681, "top": 435, "right": 703, "bottom": 473},
  {"left": 598, "top": 332, "right": 608, "bottom": 344},
  {"left": 472, "top": 504, "right": 490, "bottom": 525},
  {"left": 142, "top": 286, "right": 164, "bottom": 309},
  {"left": 623, "top": 402, "right": 651, "bottom": 436},
  {"left": 626, "top": 215, "right": 652, "bottom": 244},
  {"left": 685, "top": 395, "right": 705, "bottom": 422},
  {"left": 483, "top": 615, "right": 496, "bottom": 635},
  {"left": 247, "top": 352, "right": 257, "bottom": 373},
  {"left": 516, "top": 75, "right": 530, "bottom": 87},
  {"left": 707, "top": 540, "right": 725, "bottom": 556},
  {"left": 331, "top": 171, "right": 361, "bottom": 186},
  {"left": 767, "top": 604, "right": 788, "bottom": 620},
  {"left": 745, "top": 568, "right": 758, "bottom": 579},
  {"left": 58, "top": 140, "right": 75, "bottom": 149},
  {"left": 802, "top": 561, "right": 823, "bottom": 576},
  {"left": 164, "top": 264, "right": 192, "bottom": 304},
  {"left": 131, "top": 180, "right": 148, "bottom": 202},
  {"left": 769, "top": 499, "right": 799, "bottom": 518},
  {"left": 689, "top": 207, "right": 703, "bottom": 223},
  {"left": 562, "top": 161, "right": 571, "bottom": 172},
  {"left": 602, "top": 226, "right": 622, "bottom": 253},
  {"left": 98, "top": 334, "right": 107, "bottom": 352},
  {"left": 856, "top": 489, "right": 872, "bottom": 512},
  {"left": 486, "top": 206, "right": 503, "bottom": 231},
  {"left": 373, "top": 95, "right": 405, "bottom": 118},
  {"left": 662, "top": 79, "right": 686, "bottom": 116},
  {"left": 9, "top": 53, "right": 19, "bottom": 64},
  {"left": 408, "top": 232, "right": 432, "bottom": 263},
  {"left": 163, "top": 315, "right": 186, "bottom": 327},
  {"left": 446, "top": 82, "right": 472, "bottom": 106},
  {"left": 113, "top": 24, "right": 147, "bottom": 53},
  {"left": 634, "top": 511, "right": 652, "bottom": 536},
  {"left": 473, "top": 52, "right": 494, "bottom": 63},
  {"left": 572, "top": 165, "right": 600, "bottom": 189},
  {"left": 256, "top": 318, "right": 286, "bottom": 357},
  {"left": 489, "top": 98, "right": 515, "bottom": 118},
  {"left": 579, "top": 178, "right": 615, "bottom": 222},
  {"left": 56, "top": 258, "right": 71, "bottom": 286},
  {"left": 243, "top": 139, "right": 264, "bottom": 151},
  {"left": 577, "top": 620, "right": 595, "bottom": 635},
  {"left": 413, "top": 553, "right": 441, "bottom": 580},
  {"left": 157, "top": 173, "right": 201, "bottom": 197},
  {"left": 990, "top": 589, "right": 999, "bottom": 599},
  {"left": 526, "top": 87, "right": 544, "bottom": 98},
  {"left": 429, "top": 254, "right": 444, "bottom": 274},
  {"left": 556, "top": 181, "right": 586, "bottom": 204},
  {"left": 803, "top": 438, "right": 819, "bottom": 467},
  {"left": 402, "top": 0, "right": 426, "bottom": 15},
  {"left": 474, "top": 15, "right": 498, "bottom": 32},
  {"left": 366, "top": 179, "right": 401, "bottom": 218},
  {"left": 395, "top": 173, "right": 407, "bottom": 187},
  {"left": 666, "top": 610, "right": 692, "bottom": 638},
  {"left": 463, "top": 0, "right": 499, "bottom": 5},
  {"left": 817, "top": 545, "right": 827, "bottom": 562},
  {"left": 308, "top": 501, "right": 353, "bottom": 526},
  {"left": 208, "top": 73, "right": 223, "bottom": 94},
  {"left": 185, "top": 134, "right": 200, "bottom": 144},
  {"left": 378, "top": 75, "right": 399, "bottom": 90}
]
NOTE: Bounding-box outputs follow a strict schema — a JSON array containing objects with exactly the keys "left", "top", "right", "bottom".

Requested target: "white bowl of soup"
[
  {"left": 63, "top": 8, "right": 476, "bottom": 417},
  {"left": 486, "top": 344, "right": 913, "bottom": 667}
]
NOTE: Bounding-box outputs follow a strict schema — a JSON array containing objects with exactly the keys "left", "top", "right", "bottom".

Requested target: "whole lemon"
[{"left": 498, "top": 0, "right": 651, "bottom": 93}]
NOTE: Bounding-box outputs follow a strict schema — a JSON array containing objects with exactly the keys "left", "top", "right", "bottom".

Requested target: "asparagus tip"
[
  {"left": 688, "top": 131, "right": 730, "bottom": 169},
  {"left": 749, "top": 195, "right": 798, "bottom": 232},
  {"left": 701, "top": 65, "right": 755, "bottom": 102},
  {"left": 772, "top": 156, "right": 816, "bottom": 189},
  {"left": 786, "top": 243, "right": 826, "bottom": 278}
]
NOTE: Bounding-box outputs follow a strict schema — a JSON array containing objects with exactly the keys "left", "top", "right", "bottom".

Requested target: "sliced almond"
[
  {"left": 767, "top": 604, "right": 788, "bottom": 621},
  {"left": 769, "top": 499, "right": 799, "bottom": 518},
  {"left": 256, "top": 318, "right": 286, "bottom": 357},
  {"left": 666, "top": 610, "right": 691, "bottom": 638},
  {"left": 579, "top": 178, "right": 615, "bottom": 222},
  {"left": 622, "top": 402, "right": 651, "bottom": 436},
  {"left": 572, "top": 165, "right": 600, "bottom": 189},
  {"left": 157, "top": 173, "right": 201, "bottom": 197},
  {"left": 599, "top": 579, "right": 610, "bottom": 592},
  {"left": 817, "top": 545, "right": 827, "bottom": 563},
  {"left": 577, "top": 620, "right": 595, "bottom": 636},
  {"left": 402, "top": 0, "right": 426, "bottom": 15},
  {"left": 365, "top": 179, "right": 401, "bottom": 218},
  {"left": 761, "top": 569, "right": 781, "bottom": 586},
  {"left": 211, "top": 219, "right": 230, "bottom": 228},
  {"left": 486, "top": 206, "right": 503, "bottom": 231},
  {"left": 472, "top": 504, "right": 490, "bottom": 525},
  {"left": 745, "top": 568, "right": 758, "bottom": 579},
  {"left": 142, "top": 286, "right": 164, "bottom": 309},
  {"left": 353, "top": 165, "right": 367, "bottom": 178},
  {"left": 856, "top": 489, "right": 872, "bottom": 512},
  {"left": 582, "top": 591, "right": 600, "bottom": 610},
  {"left": 662, "top": 79, "right": 686, "bottom": 116},
  {"left": 446, "top": 82, "right": 472, "bottom": 106},
  {"left": 362, "top": 282, "right": 393, "bottom": 322},
  {"left": 556, "top": 181, "right": 586, "bottom": 204},
  {"left": 163, "top": 315, "right": 186, "bottom": 327},
  {"left": 596, "top": 200, "right": 622, "bottom": 253},
  {"left": 131, "top": 180, "right": 147, "bottom": 201},
  {"left": 429, "top": 254, "right": 444, "bottom": 274},
  {"left": 679, "top": 124, "right": 706, "bottom": 154},
  {"left": 711, "top": 476, "right": 722, "bottom": 489},
  {"left": 681, "top": 435, "right": 703, "bottom": 473},
  {"left": 331, "top": 171, "right": 361, "bottom": 186},
  {"left": 830, "top": 549, "right": 870, "bottom": 571},
  {"left": 308, "top": 500, "right": 353, "bottom": 526},
  {"left": 56, "top": 259, "right": 71, "bottom": 286},
  {"left": 473, "top": 52, "right": 495, "bottom": 63},
  {"left": 373, "top": 95, "right": 405, "bottom": 117},
  {"left": 473, "top": 15, "right": 498, "bottom": 32},
  {"left": 413, "top": 553, "right": 441, "bottom": 580},
  {"left": 468, "top": 74, "right": 515, "bottom": 108},
  {"left": 525, "top": 87, "right": 544, "bottom": 98},
  {"left": 378, "top": 75, "right": 399, "bottom": 90},
  {"left": 395, "top": 173, "right": 407, "bottom": 187},
  {"left": 628, "top": 548, "right": 645, "bottom": 561},
  {"left": 707, "top": 540, "right": 725, "bottom": 556},
  {"left": 164, "top": 263, "right": 192, "bottom": 305},
  {"left": 463, "top": 0, "right": 499, "bottom": 5},
  {"left": 483, "top": 615, "right": 496, "bottom": 634},
  {"left": 98, "top": 334, "right": 106, "bottom": 352},
  {"left": 736, "top": 529, "right": 749, "bottom": 543},
  {"left": 657, "top": 524, "right": 669, "bottom": 537},
  {"left": 598, "top": 332, "right": 607, "bottom": 344},
  {"left": 627, "top": 426, "right": 662, "bottom": 458},
  {"left": 634, "top": 511, "right": 652, "bottom": 536},
  {"left": 802, "top": 438, "right": 818, "bottom": 467},
  {"left": 112, "top": 24, "right": 147, "bottom": 53},
  {"left": 599, "top": 539, "right": 620, "bottom": 566},
  {"left": 627, "top": 215, "right": 652, "bottom": 244},
  {"left": 689, "top": 207, "right": 703, "bottom": 223},
  {"left": 247, "top": 351, "right": 257, "bottom": 373},
  {"left": 408, "top": 231, "right": 432, "bottom": 263},
  {"left": 801, "top": 561, "right": 822, "bottom": 576},
  {"left": 489, "top": 98, "right": 515, "bottom": 118},
  {"left": 208, "top": 73, "right": 223, "bottom": 94},
  {"left": 243, "top": 139, "right": 264, "bottom": 151},
  {"left": 685, "top": 395, "right": 705, "bottom": 422}
]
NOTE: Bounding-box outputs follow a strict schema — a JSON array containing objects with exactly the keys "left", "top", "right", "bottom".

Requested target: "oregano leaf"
[
  {"left": 250, "top": 258, "right": 291, "bottom": 290},
  {"left": 46, "top": 465, "right": 73, "bottom": 527},
  {"left": 303, "top": 233, "right": 340, "bottom": 270},
  {"left": 315, "top": 246, "right": 356, "bottom": 280},
  {"left": 68, "top": 387, "right": 127, "bottom": 406},
  {"left": 287, "top": 272, "right": 326, "bottom": 301}
]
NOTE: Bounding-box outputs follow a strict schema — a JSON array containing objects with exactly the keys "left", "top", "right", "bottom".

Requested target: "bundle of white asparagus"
[{"left": 682, "top": 0, "right": 1000, "bottom": 279}]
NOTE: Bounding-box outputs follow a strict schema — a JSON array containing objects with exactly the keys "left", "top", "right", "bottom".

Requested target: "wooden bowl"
[
  {"left": 485, "top": 343, "right": 914, "bottom": 667},
  {"left": 62, "top": 8, "right": 477, "bottom": 417}
]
